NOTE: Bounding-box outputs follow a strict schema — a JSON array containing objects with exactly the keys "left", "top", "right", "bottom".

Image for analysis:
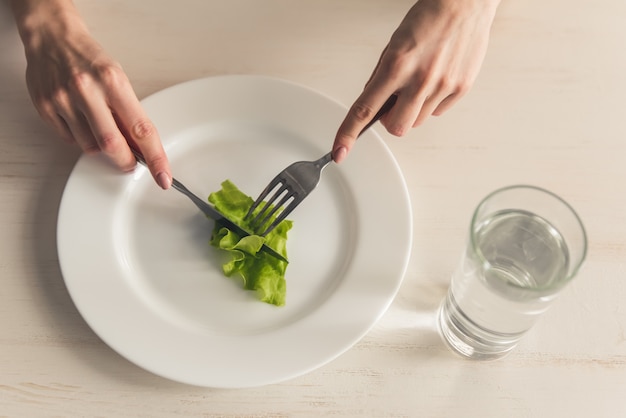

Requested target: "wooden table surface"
[{"left": 2, "top": 1, "right": 625, "bottom": 416}]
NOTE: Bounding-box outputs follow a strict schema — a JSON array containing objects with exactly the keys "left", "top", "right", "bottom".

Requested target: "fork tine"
[
  {"left": 259, "top": 195, "right": 303, "bottom": 236},
  {"left": 245, "top": 177, "right": 283, "bottom": 220},
  {"left": 248, "top": 182, "right": 289, "bottom": 228},
  {"left": 253, "top": 189, "right": 295, "bottom": 233}
]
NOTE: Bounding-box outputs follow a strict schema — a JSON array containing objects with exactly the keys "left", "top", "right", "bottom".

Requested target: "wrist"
[{"left": 10, "top": 0, "right": 86, "bottom": 50}]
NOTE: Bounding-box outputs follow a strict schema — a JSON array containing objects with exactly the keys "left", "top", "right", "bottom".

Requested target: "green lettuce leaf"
[{"left": 208, "top": 180, "right": 291, "bottom": 306}]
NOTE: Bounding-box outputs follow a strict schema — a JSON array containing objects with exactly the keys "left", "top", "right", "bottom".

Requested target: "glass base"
[{"left": 437, "top": 297, "right": 519, "bottom": 361}]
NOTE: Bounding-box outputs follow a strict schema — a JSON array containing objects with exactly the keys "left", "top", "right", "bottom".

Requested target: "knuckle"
[
  {"left": 335, "top": 131, "right": 355, "bottom": 146},
  {"left": 50, "top": 88, "right": 70, "bottom": 108},
  {"left": 97, "top": 63, "right": 127, "bottom": 89},
  {"left": 35, "top": 98, "right": 58, "bottom": 120},
  {"left": 349, "top": 101, "right": 376, "bottom": 123},
  {"left": 69, "top": 62, "right": 127, "bottom": 94},
  {"left": 96, "top": 132, "right": 121, "bottom": 153},
  {"left": 69, "top": 71, "right": 93, "bottom": 94},
  {"left": 131, "top": 119, "right": 156, "bottom": 141},
  {"left": 146, "top": 153, "right": 168, "bottom": 169},
  {"left": 380, "top": 48, "right": 414, "bottom": 80}
]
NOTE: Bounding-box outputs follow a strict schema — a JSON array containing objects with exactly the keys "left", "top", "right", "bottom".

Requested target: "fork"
[
  {"left": 130, "top": 149, "right": 288, "bottom": 262},
  {"left": 245, "top": 94, "right": 397, "bottom": 236}
]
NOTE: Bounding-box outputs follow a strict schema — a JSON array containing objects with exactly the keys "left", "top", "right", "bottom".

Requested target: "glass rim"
[{"left": 469, "top": 184, "right": 588, "bottom": 293}]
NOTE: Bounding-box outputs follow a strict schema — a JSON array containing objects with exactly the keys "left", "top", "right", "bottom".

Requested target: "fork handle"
[{"left": 358, "top": 94, "right": 398, "bottom": 136}]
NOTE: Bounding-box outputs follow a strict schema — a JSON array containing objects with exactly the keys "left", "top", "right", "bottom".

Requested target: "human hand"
[
  {"left": 11, "top": 0, "right": 172, "bottom": 188},
  {"left": 332, "top": 0, "right": 500, "bottom": 163}
]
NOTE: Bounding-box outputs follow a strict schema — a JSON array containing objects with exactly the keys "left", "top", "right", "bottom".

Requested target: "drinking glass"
[{"left": 438, "top": 185, "right": 587, "bottom": 360}]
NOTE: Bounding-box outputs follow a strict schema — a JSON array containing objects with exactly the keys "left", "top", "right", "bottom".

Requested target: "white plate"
[{"left": 57, "top": 75, "right": 412, "bottom": 388}]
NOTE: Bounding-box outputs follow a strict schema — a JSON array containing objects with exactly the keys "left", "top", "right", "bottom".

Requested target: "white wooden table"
[{"left": 2, "top": 1, "right": 625, "bottom": 416}]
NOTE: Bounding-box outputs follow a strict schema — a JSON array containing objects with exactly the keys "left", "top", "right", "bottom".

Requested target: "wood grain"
[{"left": 1, "top": 0, "right": 626, "bottom": 416}]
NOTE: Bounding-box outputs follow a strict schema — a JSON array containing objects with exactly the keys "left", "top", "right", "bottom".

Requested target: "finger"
[
  {"left": 109, "top": 86, "right": 171, "bottom": 189},
  {"left": 34, "top": 99, "right": 76, "bottom": 145},
  {"left": 432, "top": 92, "right": 463, "bottom": 116},
  {"left": 52, "top": 115, "right": 77, "bottom": 145},
  {"left": 65, "top": 113, "right": 100, "bottom": 154},
  {"left": 26, "top": 73, "right": 77, "bottom": 145},
  {"left": 80, "top": 94, "right": 136, "bottom": 172},
  {"left": 430, "top": 72, "right": 474, "bottom": 117},
  {"left": 53, "top": 91, "right": 100, "bottom": 154},
  {"left": 381, "top": 88, "right": 427, "bottom": 136},
  {"left": 413, "top": 89, "right": 453, "bottom": 127},
  {"left": 332, "top": 81, "right": 397, "bottom": 163}
]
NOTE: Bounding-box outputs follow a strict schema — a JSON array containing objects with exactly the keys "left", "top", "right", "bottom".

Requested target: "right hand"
[{"left": 332, "top": 0, "right": 500, "bottom": 163}]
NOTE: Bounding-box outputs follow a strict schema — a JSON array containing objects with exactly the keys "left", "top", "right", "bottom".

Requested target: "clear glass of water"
[{"left": 438, "top": 185, "right": 587, "bottom": 360}]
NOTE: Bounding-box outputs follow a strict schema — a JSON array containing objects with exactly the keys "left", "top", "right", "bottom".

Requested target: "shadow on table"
[
  {"left": 365, "top": 275, "right": 453, "bottom": 362},
  {"left": 402, "top": 281, "right": 451, "bottom": 353}
]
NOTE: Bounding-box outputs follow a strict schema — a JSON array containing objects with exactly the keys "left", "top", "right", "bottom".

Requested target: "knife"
[{"left": 132, "top": 150, "right": 289, "bottom": 263}]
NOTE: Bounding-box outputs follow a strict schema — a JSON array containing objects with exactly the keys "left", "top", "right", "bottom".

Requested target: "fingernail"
[
  {"left": 156, "top": 172, "right": 172, "bottom": 190},
  {"left": 333, "top": 146, "right": 347, "bottom": 163}
]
